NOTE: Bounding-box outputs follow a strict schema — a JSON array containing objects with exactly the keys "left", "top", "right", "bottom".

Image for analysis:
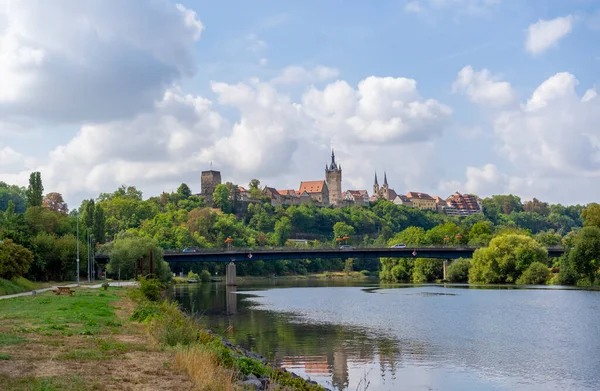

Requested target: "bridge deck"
[{"left": 93, "top": 246, "right": 564, "bottom": 263}]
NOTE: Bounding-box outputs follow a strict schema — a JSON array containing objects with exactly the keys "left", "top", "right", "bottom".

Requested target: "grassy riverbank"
[
  {"left": 0, "top": 277, "right": 104, "bottom": 296},
  {"left": 174, "top": 270, "right": 375, "bottom": 285},
  {"left": 0, "top": 283, "right": 325, "bottom": 390}
]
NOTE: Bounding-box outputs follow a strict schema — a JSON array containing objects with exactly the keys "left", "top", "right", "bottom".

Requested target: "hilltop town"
[{"left": 200, "top": 151, "right": 482, "bottom": 216}]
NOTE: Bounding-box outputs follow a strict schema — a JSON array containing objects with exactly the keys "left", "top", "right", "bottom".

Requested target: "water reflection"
[{"left": 171, "top": 281, "right": 600, "bottom": 391}]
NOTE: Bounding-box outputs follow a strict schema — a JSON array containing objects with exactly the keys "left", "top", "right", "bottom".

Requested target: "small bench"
[{"left": 54, "top": 286, "right": 75, "bottom": 296}]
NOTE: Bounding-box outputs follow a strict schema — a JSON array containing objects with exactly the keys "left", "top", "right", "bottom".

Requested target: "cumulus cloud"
[
  {"left": 271, "top": 65, "right": 339, "bottom": 85},
  {"left": 0, "top": 0, "right": 203, "bottom": 123},
  {"left": 453, "top": 66, "right": 516, "bottom": 107},
  {"left": 303, "top": 76, "right": 452, "bottom": 145},
  {"left": 525, "top": 15, "right": 574, "bottom": 55},
  {"left": 496, "top": 72, "right": 600, "bottom": 175}
]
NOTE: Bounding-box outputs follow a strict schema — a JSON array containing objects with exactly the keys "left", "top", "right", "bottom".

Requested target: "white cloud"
[
  {"left": 303, "top": 76, "right": 452, "bottom": 145},
  {"left": 453, "top": 66, "right": 516, "bottom": 107},
  {"left": 582, "top": 88, "right": 597, "bottom": 103},
  {"left": 405, "top": 0, "right": 501, "bottom": 15},
  {"left": 0, "top": 0, "right": 203, "bottom": 123},
  {"left": 404, "top": 2, "right": 423, "bottom": 13},
  {"left": 245, "top": 33, "right": 267, "bottom": 53},
  {"left": 525, "top": 15, "right": 574, "bottom": 55},
  {"left": 271, "top": 65, "right": 339, "bottom": 85}
]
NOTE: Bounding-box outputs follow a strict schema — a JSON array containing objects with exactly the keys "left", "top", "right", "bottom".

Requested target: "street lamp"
[{"left": 76, "top": 210, "right": 80, "bottom": 286}]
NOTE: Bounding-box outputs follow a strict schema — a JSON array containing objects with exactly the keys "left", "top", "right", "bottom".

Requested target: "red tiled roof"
[
  {"left": 299, "top": 180, "right": 325, "bottom": 194},
  {"left": 278, "top": 189, "right": 299, "bottom": 198},
  {"left": 406, "top": 191, "right": 434, "bottom": 200}
]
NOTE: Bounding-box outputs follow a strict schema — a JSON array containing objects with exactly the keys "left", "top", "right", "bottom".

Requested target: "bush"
[
  {"left": 557, "top": 257, "right": 579, "bottom": 285},
  {"left": 187, "top": 270, "right": 200, "bottom": 280},
  {"left": 516, "top": 262, "right": 550, "bottom": 285},
  {"left": 139, "top": 277, "right": 165, "bottom": 301},
  {"left": 130, "top": 301, "right": 161, "bottom": 323},
  {"left": 148, "top": 301, "right": 199, "bottom": 347},
  {"left": 200, "top": 270, "right": 211, "bottom": 282},
  {"left": 0, "top": 240, "right": 33, "bottom": 280},
  {"left": 446, "top": 259, "right": 470, "bottom": 282},
  {"left": 412, "top": 259, "right": 442, "bottom": 283}
]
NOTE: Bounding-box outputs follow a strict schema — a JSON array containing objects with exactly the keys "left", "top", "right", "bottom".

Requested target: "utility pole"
[
  {"left": 76, "top": 210, "right": 80, "bottom": 286},
  {"left": 87, "top": 233, "right": 91, "bottom": 283}
]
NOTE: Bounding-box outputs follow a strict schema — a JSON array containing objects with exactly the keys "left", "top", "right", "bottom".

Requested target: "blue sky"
[{"left": 1, "top": 0, "right": 599, "bottom": 206}]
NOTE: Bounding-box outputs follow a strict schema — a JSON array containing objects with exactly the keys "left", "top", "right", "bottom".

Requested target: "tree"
[
  {"left": 569, "top": 226, "right": 600, "bottom": 284},
  {"left": 516, "top": 262, "right": 550, "bottom": 285},
  {"left": 413, "top": 258, "right": 442, "bottom": 282},
  {"left": 43, "top": 192, "right": 68, "bottom": 214},
  {"left": 177, "top": 183, "right": 192, "bottom": 200},
  {"left": 93, "top": 204, "right": 106, "bottom": 244},
  {"left": 469, "top": 234, "right": 548, "bottom": 284},
  {"left": 83, "top": 199, "right": 95, "bottom": 231},
  {"left": 273, "top": 217, "right": 292, "bottom": 246},
  {"left": 213, "top": 184, "right": 231, "bottom": 213},
  {"left": 446, "top": 258, "right": 470, "bottom": 282},
  {"left": 248, "top": 179, "right": 262, "bottom": 199},
  {"left": 333, "top": 222, "right": 355, "bottom": 240},
  {"left": 25, "top": 172, "right": 44, "bottom": 207},
  {"left": 0, "top": 182, "right": 27, "bottom": 213},
  {"left": 524, "top": 198, "right": 550, "bottom": 216},
  {"left": 581, "top": 203, "right": 600, "bottom": 228},
  {"left": 0, "top": 239, "right": 34, "bottom": 279}
]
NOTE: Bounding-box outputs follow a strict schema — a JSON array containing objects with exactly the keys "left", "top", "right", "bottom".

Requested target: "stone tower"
[
  {"left": 325, "top": 149, "right": 342, "bottom": 206},
  {"left": 373, "top": 172, "right": 379, "bottom": 196},
  {"left": 201, "top": 169, "right": 221, "bottom": 202}
]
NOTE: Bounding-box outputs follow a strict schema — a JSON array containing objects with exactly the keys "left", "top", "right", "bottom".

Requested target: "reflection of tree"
[{"left": 171, "top": 284, "right": 416, "bottom": 390}]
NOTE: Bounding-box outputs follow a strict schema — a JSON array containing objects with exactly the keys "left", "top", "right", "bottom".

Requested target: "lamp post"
[{"left": 76, "top": 210, "right": 80, "bottom": 286}]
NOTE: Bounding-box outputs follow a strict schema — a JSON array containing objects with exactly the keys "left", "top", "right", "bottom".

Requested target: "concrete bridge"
[{"left": 96, "top": 246, "right": 565, "bottom": 285}]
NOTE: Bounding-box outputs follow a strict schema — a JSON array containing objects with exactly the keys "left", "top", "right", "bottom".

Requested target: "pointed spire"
[
  {"left": 328, "top": 148, "right": 338, "bottom": 170},
  {"left": 374, "top": 172, "right": 379, "bottom": 186},
  {"left": 384, "top": 171, "right": 388, "bottom": 186}
]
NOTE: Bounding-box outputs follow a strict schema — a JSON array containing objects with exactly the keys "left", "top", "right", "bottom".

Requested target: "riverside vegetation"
[
  {"left": 0, "top": 279, "right": 325, "bottom": 391},
  {"left": 1, "top": 173, "right": 600, "bottom": 292}
]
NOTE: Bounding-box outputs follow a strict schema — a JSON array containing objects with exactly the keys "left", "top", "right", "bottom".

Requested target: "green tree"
[
  {"left": 516, "top": 262, "right": 550, "bottom": 285},
  {"left": 413, "top": 258, "right": 442, "bottom": 283},
  {"left": 581, "top": 203, "right": 600, "bottom": 228},
  {"left": 273, "top": 217, "right": 292, "bottom": 246},
  {"left": 569, "top": 226, "right": 600, "bottom": 284},
  {"left": 0, "top": 239, "right": 34, "bottom": 279},
  {"left": 248, "top": 179, "right": 263, "bottom": 199},
  {"left": 446, "top": 258, "right": 470, "bottom": 282},
  {"left": 469, "top": 234, "right": 548, "bottom": 284},
  {"left": 25, "top": 172, "right": 44, "bottom": 207},
  {"left": 93, "top": 204, "right": 107, "bottom": 244},
  {"left": 333, "top": 222, "right": 355, "bottom": 240},
  {"left": 177, "top": 183, "right": 192, "bottom": 200},
  {"left": 213, "top": 184, "right": 231, "bottom": 213},
  {"left": 0, "top": 182, "right": 27, "bottom": 213}
]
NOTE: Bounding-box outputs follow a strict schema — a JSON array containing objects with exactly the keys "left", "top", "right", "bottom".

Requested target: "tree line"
[{"left": 1, "top": 174, "right": 599, "bottom": 286}]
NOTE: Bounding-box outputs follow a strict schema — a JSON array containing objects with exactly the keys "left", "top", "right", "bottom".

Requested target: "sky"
[{"left": 1, "top": 0, "right": 599, "bottom": 208}]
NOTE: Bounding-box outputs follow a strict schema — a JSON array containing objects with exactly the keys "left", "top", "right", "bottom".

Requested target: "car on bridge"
[
  {"left": 339, "top": 245, "right": 355, "bottom": 250},
  {"left": 391, "top": 243, "right": 407, "bottom": 248},
  {"left": 182, "top": 247, "right": 200, "bottom": 253}
]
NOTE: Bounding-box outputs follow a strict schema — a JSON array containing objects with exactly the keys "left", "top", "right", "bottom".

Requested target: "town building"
[
  {"left": 444, "top": 192, "right": 482, "bottom": 216},
  {"left": 277, "top": 189, "right": 300, "bottom": 205},
  {"left": 392, "top": 194, "right": 413, "bottom": 207},
  {"left": 325, "top": 150, "right": 342, "bottom": 206},
  {"left": 263, "top": 186, "right": 283, "bottom": 206},
  {"left": 298, "top": 180, "right": 329, "bottom": 206},
  {"left": 406, "top": 191, "right": 436, "bottom": 210},
  {"left": 341, "top": 190, "right": 370, "bottom": 206}
]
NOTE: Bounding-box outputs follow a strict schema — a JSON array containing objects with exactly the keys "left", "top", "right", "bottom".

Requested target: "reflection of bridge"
[{"left": 95, "top": 246, "right": 564, "bottom": 286}]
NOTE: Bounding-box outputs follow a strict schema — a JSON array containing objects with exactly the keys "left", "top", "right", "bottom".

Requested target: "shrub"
[
  {"left": 236, "top": 356, "right": 267, "bottom": 376},
  {"left": 139, "top": 277, "right": 165, "bottom": 301},
  {"left": 200, "top": 270, "right": 211, "bottom": 282},
  {"left": 446, "top": 259, "right": 470, "bottom": 282},
  {"left": 412, "top": 259, "right": 442, "bottom": 283},
  {"left": 557, "top": 257, "right": 579, "bottom": 286},
  {"left": 148, "top": 301, "right": 198, "bottom": 347},
  {"left": 187, "top": 270, "right": 200, "bottom": 280},
  {"left": 130, "top": 301, "right": 161, "bottom": 323},
  {"left": 516, "top": 262, "right": 550, "bottom": 285}
]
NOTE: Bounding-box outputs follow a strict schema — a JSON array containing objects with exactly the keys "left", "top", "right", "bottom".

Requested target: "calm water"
[{"left": 171, "top": 280, "right": 600, "bottom": 391}]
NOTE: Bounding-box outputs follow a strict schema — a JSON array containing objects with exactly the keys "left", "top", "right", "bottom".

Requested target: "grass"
[
  {"left": 0, "top": 277, "right": 36, "bottom": 296},
  {"left": 0, "top": 288, "right": 196, "bottom": 390},
  {"left": 0, "top": 375, "right": 104, "bottom": 391},
  {"left": 175, "top": 345, "right": 236, "bottom": 391},
  {"left": 0, "top": 333, "right": 27, "bottom": 346}
]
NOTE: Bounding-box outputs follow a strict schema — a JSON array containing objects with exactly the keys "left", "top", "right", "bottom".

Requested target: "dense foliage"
[{"left": 0, "top": 173, "right": 599, "bottom": 286}]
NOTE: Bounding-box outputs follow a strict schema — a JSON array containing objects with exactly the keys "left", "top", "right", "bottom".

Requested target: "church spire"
[
  {"left": 384, "top": 171, "right": 388, "bottom": 186},
  {"left": 374, "top": 172, "right": 379, "bottom": 186},
  {"left": 328, "top": 149, "right": 338, "bottom": 170}
]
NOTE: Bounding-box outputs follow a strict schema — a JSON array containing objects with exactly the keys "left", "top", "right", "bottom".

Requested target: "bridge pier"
[
  {"left": 226, "top": 262, "right": 236, "bottom": 286},
  {"left": 443, "top": 259, "right": 449, "bottom": 281}
]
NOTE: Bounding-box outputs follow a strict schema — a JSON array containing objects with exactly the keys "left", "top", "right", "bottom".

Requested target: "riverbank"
[
  {"left": 174, "top": 271, "right": 375, "bottom": 285},
  {"left": 0, "top": 283, "right": 326, "bottom": 390}
]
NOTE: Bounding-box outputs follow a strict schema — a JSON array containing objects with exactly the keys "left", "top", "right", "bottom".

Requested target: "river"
[{"left": 171, "top": 279, "right": 600, "bottom": 391}]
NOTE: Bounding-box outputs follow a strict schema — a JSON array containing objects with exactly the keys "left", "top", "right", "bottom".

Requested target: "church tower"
[
  {"left": 325, "top": 149, "right": 342, "bottom": 206},
  {"left": 373, "top": 172, "right": 379, "bottom": 196}
]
